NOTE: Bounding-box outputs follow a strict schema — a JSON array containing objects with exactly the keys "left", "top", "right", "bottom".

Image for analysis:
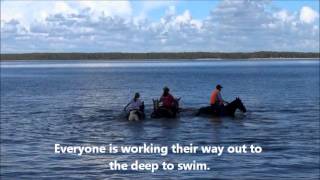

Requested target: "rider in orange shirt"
[{"left": 210, "top": 84, "right": 227, "bottom": 114}]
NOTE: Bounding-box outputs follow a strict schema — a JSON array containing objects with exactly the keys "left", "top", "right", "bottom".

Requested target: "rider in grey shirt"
[{"left": 124, "top": 93, "right": 143, "bottom": 113}]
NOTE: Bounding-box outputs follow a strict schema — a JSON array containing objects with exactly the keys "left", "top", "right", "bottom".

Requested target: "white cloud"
[
  {"left": 176, "top": 10, "right": 191, "bottom": 24},
  {"left": 300, "top": 6, "right": 319, "bottom": 24},
  {"left": 141, "top": 1, "right": 177, "bottom": 15},
  {"left": 54, "top": 2, "right": 76, "bottom": 14},
  {"left": 1, "top": 0, "right": 319, "bottom": 53},
  {"left": 77, "top": 1, "right": 132, "bottom": 17},
  {"left": 1, "top": 1, "right": 132, "bottom": 26},
  {"left": 274, "top": 10, "right": 295, "bottom": 22},
  {"left": 135, "top": 1, "right": 177, "bottom": 21}
]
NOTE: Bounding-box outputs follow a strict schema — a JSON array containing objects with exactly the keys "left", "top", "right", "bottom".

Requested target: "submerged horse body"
[
  {"left": 127, "top": 103, "right": 145, "bottom": 121},
  {"left": 197, "top": 98, "right": 246, "bottom": 117},
  {"left": 151, "top": 98, "right": 180, "bottom": 118}
]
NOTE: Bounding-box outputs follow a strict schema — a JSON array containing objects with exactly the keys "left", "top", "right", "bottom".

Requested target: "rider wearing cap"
[{"left": 210, "top": 84, "right": 227, "bottom": 113}]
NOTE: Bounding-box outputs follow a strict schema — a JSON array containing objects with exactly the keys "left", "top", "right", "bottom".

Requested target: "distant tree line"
[{"left": 1, "top": 51, "right": 319, "bottom": 61}]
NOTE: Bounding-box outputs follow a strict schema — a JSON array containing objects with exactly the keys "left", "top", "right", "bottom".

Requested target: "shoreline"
[
  {"left": 1, "top": 52, "right": 319, "bottom": 61},
  {"left": 1, "top": 58, "right": 319, "bottom": 62}
]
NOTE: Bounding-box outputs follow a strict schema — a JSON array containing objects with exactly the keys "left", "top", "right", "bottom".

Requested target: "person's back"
[
  {"left": 154, "top": 86, "right": 178, "bottom": 118},
  {"left": 160, "top": 86, "right": 175, "bottom": 109},
  {"left": 125, "top": 93, "right": 143, "bottom": 113},
  {"left": 160, "top": 93, "right": 174, "bottom": 108},
  {"left": 126, "top": 98, "right": 142, "bottom": 112},
  {"left": 210, "top": 84, "right": 225, "bottom": 115},
  {"left": 124, "top": 92, "right": 144, "bottom": 120},
  {"left": 210, "top": 84, "right": 224, "bottom": 106},
  {"left": 210, "top": 89, "right": 219, "bottom": 105}
]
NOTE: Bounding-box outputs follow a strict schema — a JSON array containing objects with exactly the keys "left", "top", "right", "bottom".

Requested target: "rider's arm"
[
  {"left": 138, "top": 100, "right": 143, "bottom": 107},
  {"left": 217, "top": 92, "right": 226, "bottom": 104},
  {"left": 124, "top": 100, "right": 132, "bottom": 111},
  {"left": 124, "top": 103, "right": 130, "bottom": 111},
  {"left": 169, "top": 94, "right": 175, "bottom": 105}
]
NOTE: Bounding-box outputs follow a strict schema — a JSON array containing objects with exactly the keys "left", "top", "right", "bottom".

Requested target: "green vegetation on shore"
[{"left": 1, "top": 51, "right": 319, "bottom": 60}]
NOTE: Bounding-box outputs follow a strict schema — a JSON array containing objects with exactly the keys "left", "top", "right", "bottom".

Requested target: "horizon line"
[{"left": 1, "top": 51, "right": 320, "bottom": 55}]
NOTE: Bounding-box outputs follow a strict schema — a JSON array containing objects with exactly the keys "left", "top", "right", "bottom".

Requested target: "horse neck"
[{"left": 226, "top": 100, "right": 238, "bottom": 115}]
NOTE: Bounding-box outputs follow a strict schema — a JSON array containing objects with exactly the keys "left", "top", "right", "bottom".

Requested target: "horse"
[
  {"left": 196, "top": 97, "right": 246, "bottom": 117},
  {"left": 151, "top": 98, "right": 181, "bottom": 118},
  {"left": 126, "top": 102, "right": 145, "bottom": 121}
]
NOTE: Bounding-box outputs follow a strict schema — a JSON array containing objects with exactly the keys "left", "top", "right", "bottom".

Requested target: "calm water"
[{"left": 1, "top": 60, "right": 319, "bottom": 179}]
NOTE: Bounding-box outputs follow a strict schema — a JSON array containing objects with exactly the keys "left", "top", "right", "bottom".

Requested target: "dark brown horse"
[
  {"left": 196, "top": 98, "right": 246, "bottom": 117},
  {"left": 151, "top": 98, "right": 180, "bottom": 118}
]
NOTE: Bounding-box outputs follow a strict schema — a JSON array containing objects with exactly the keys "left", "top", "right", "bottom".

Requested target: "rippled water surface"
[{"left": 1, "top": 60, "right": 319, "bottom": 179}]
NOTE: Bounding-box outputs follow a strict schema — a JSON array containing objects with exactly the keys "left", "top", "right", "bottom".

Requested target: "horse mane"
[
  {"left": 228, "top": 98, "right": 239, "bottom": 106},
  {"left": 225, "top": 98, "right": 242, "bottom": 116}
]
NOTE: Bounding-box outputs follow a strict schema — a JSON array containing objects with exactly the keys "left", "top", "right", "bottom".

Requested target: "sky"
[{"left": 1, "top": 0, "right": 319, "bottom": 53}]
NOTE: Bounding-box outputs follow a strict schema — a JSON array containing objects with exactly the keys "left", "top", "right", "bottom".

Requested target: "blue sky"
[
  {"left": 133, "top": 1, "right": 319, "bottom": 20},
  {"left": 1, "top": 0, "right": 319, "bottom": 53}
]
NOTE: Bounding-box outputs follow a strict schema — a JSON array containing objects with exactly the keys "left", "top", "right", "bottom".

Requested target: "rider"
[
  {"left": 159, "top": 86, "right": 177, "bottom": 116},
  {"left": 210, "top": 84, "right": 227, "bottom": 114},
  {"left": 160, "top": 86, "right": 175, "bottom": 109},
  {"left": 124, "top": 92, "right": 144, "bottom": 118}
]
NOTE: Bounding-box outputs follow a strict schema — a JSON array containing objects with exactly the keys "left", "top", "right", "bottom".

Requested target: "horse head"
[
  {"left": 139, "top": 101, "right": 145, "bottom": 112},
  {"left": 174, "top": 97, "right": 181, "bottom": 110},
  {"left": 235, "top": 97, "right": 246, "bottom": 113}
]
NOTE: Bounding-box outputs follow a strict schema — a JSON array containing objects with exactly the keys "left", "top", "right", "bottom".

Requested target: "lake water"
[{"left": 1, "top": 60, "right": 319, "bottom": 179}]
